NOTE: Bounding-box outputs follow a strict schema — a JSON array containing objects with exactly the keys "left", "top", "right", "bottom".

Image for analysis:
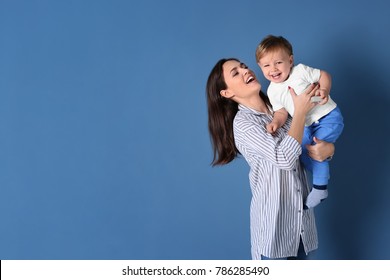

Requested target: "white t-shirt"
[{"left": 267, "top": 63, "right": 337, "bottom": 126}]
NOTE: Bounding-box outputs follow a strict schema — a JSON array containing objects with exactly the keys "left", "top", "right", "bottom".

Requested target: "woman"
[{"left": 206, "top": 58, "right": 334, "bottom": 260}]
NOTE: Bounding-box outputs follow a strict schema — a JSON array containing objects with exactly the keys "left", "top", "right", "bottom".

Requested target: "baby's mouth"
[{"left": 271, "top": 73, "right": 281, "bottom": 79}]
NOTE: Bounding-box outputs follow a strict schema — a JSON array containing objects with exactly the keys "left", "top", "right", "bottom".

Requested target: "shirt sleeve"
[
  {"left": 296, "top": 63, "right": 321, "bottom": 83},
  {"left": 267, "top": 85, "right": 285, "bottom": 112}
]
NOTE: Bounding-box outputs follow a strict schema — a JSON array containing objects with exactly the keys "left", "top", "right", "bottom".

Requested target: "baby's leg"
[
  {"left": 305, "top": 109, "right": 344, "bottom": 208},
  {"left": 301, "top": 126, "right": 329, "bottom": 208},
  {"left": 305, "top": 160, "right": 329, "bottom": 208}
]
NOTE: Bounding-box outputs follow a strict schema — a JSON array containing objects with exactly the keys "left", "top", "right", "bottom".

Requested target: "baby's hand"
[
  {"left": 266, "top": 122, "right": 280, "bottom": 134},
  {"left": 316, "top": 88, "right": 329, "bottom": 105}
]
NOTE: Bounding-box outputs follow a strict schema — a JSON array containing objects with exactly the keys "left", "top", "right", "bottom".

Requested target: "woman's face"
[{"left": 221, "top": 60, "right": 261, "bottom": 100}]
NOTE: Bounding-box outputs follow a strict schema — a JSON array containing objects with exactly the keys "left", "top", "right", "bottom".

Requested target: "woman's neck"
[{"left": 239, "top": 95, "right": 270, "bottom": 114}]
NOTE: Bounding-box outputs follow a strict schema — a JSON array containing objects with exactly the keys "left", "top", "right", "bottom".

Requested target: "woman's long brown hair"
[{"left": 206, "top": 58, "right": 270, "bottom": 166}]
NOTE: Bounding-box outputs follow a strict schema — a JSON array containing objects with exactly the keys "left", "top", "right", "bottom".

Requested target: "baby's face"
[{"left": 257, "top": 48, "right": 293, "bottom": 83}]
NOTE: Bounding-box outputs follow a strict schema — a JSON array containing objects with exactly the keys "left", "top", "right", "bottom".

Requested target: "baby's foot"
[{"left": 305, "top": 188, "right": 328, "bottom": 208}]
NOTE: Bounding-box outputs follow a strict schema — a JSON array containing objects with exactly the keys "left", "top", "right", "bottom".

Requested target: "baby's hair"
[{"left": 255, "top": 35, "right": 293, "bottom": 62}]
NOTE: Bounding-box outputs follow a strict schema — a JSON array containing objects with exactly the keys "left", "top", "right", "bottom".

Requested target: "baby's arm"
[
  {"left": 267, "top": 108, "right": 288, "bottom": 134},
  {"left": 316, "top": 70, "right": 332, "bottom": 105}
]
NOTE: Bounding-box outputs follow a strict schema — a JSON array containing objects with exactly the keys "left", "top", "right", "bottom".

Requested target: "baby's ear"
[{"left": 289, "top": 55, "right": 294, "bottom": 65}]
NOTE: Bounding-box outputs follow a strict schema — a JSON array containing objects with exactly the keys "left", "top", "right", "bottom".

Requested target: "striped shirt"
[{"left": 233, "top": 104, "right": 318, "bottom": 259}]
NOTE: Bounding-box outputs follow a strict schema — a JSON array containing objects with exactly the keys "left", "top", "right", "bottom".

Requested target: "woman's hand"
[
  {"left": 289, "top": 83, "right": 319, "bottom": 116},
  {"left": 306, "top": 137, "right": 335, "bottom": 162},
  {"left": 287, "top": 84, "right": 319, "bottom": 144}
]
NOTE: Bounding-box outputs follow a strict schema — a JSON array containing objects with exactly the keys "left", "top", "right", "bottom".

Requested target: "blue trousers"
[{"left": 301, "top": 107, "right": 344, "bottom": 185}]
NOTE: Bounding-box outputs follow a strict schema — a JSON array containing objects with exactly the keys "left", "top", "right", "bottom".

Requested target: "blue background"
[{"left": 1, "top": 0, "right": 389, "bottom": 260}]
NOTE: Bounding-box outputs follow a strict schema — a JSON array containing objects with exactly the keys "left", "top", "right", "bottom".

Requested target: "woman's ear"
[{"left": 220, "top": 89, "right": 234, "bottom": 99}]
